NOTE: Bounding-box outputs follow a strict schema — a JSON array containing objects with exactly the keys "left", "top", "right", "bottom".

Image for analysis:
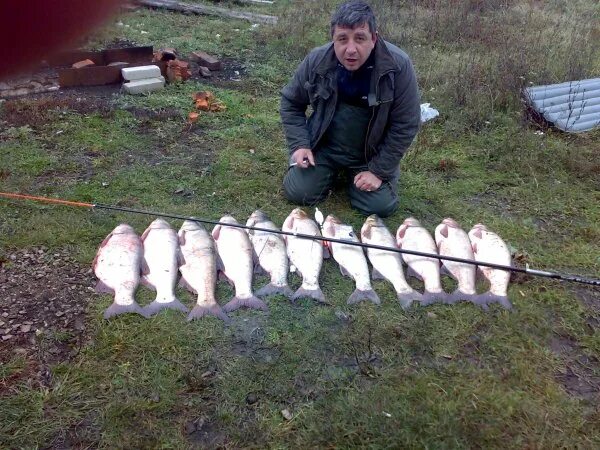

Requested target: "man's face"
[{"left": 332, "top": 22, "right": 377, "bottom": 71}]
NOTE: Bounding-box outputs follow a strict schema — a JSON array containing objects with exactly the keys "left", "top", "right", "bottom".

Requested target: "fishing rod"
[{"left": 2, "top": 191, "right": 600, "bottom": 287}]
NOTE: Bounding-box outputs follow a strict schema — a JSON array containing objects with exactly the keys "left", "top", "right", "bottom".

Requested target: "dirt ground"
[{"left": 0, "top": 247, "right": 96, "bottom": 391}]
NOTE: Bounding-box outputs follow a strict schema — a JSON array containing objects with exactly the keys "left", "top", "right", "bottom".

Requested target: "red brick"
[
  {"left": 190, "top": 51, "right": 222, "bottom": 71},
  {"left": 72, "top": 59, "right": 95, "bottom": 69}
]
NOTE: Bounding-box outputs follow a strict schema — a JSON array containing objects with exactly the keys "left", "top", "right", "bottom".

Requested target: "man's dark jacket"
[{"left": 280, "top": 39, "right": 420, "bottom": 181}]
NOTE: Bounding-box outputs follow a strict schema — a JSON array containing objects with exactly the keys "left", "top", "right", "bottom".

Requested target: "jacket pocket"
[{"left": 305, "top": 81, "right": 331, "bottom": 105}]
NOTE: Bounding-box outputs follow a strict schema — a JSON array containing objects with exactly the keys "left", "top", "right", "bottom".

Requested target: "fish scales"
[
  {"left": 323, "top": 214, "right": 380, "bottom": 305},
  {"left": 179, "top": 220, "right": 229, "bottom": 322},
  {"left": 93, "top": 223, "right": 147, "bottom": 319}
]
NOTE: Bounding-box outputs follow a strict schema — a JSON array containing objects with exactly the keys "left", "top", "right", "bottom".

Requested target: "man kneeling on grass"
[{"left": 280, "top": 0, "right": 420, "bottom": 217}]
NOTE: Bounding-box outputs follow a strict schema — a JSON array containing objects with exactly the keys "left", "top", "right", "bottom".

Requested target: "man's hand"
[
  {"left": 354, "top": 171, "right": 382, "bottom": 192},
  {"left": 291, "top": 148, "right": 315, "bottom": 168}
]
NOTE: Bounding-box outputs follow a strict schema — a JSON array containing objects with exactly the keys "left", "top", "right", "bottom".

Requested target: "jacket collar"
[{"left": 315, "top": 39, "right": 397, "bottom": 77}]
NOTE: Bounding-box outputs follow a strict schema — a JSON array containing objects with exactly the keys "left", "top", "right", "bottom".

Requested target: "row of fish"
[{"left": 93, "top": 208, "right": 512, "bottom": 321}]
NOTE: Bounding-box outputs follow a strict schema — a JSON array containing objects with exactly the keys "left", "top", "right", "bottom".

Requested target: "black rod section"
[{"left": 93, "top": 203, "right": 600, "bottom": 287}]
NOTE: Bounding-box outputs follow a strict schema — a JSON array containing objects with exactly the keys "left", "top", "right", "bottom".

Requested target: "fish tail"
[
  {"left": 95, "top": 280, "right": 114, "bottom": 294},
  {"left": 291, "top": 287, "right": 327, "bottom": 304},
  {"left": 477, "top": 292, "right": 513, "bottom": 310},
  {"left": 256, "top": 283, "right": 294, "bottom": 299},
  {"left": 448, "top": 290, "right": 489, "bottom": 310},
  {"left": 396, "top": 290, "right": 423, "bottom": 310},
  {"left": 187, "top": 304, "right": 230, "bottom": 322},
  {"left": 103, "top": 301, "right": 147, "bottom": 319},
  {"left": 421, "top": 290, "right": 450, "bottom": 306},
  {"left": 144, "top": 298, "right": 189, "bottom": 316},
  {"left": 347, "top": 289, "right": 381, "bottom": 306},
  {"left": 223, "top": 295, "right": 269, "bottom": 313}
]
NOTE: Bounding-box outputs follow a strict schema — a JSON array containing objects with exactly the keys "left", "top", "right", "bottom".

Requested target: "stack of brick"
[{"left": 121, "top": 65, "right": 165, "bottom": 94}]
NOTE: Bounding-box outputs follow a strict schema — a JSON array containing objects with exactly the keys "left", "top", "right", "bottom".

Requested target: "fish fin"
[
  {"left": 178, "top": 230, "right": 186, "bottom": 246},
  {"left": 448, "top": 289, "right": 482, "bottom": 306},
  {"left": 439, "top": 224, "right": 449, "bottom": 238},
  {"left": 440, "top": 264, "right": 454, "bottom": 279},
  {"left": 471, "top": 241, "right": 478, "bottom": 254},
  {"left": 396, "top": 224, "right": 407, "bottom": 241},
  {"left": 140, "top": 275, "right": 156, "bottom": 290},
  {"left": 256, "top": 283, "right": 294, "bottom": 299},
  {"left": 282, "top": 215, "right": 294, "bottom": 233},
  {"left": 212, "top": 224, "right": 222, "bottom": 240},
  {"left": 99, "top": 232, "right": 113, "bottom": 248},
  {"left": 178, "top": 277, "right": 197, "bottom": 294},
  {"left": 144, "top": 298, "right": 189, "bottom": 316},
  {"left": 421, "top": 290, "right": 449, "bottom": 305},
  {"left": 362, "top": 225, "right": 372, "bottom": 241},
  {"left": 140, "top": 227, "right": 151, "bottom": 242},
  {"left": 323, "top": 245, "right": 331, "bottom": 259},
  {"left": 324, "top": 222, "right": 335, "bottom": 238},
  {"left": 477, "top": 292, "right": 512, "bottom": 310},
  {"left": 141, "top": 257, "right": 150, "bottom": 276},
  {"left": 95, "top": 280, "right": 114, "bottom": 294},
  {"left": 218, "top": 271, "right": 233, "bottom": 286},
  {"left": 347, "top": 289, "right": 381, "bottom": 306},
  {"left": 397, "top": 290, "right": 423, "bottom": 309},
  {"left": 291, "top": 287, "right": 327, "bottom": 304},
  {"left": 103, "top": 302, "right": 147, "bottom": 319},
  {"left": 216, "top": 253, "right": 225, "bottom": 272},
  {"left": 187, "top": 304, "right": 230, "bottom": 322},
  {"left": 223, "top": 295, "right": 268, "bottom": 312},
  {"left": 177, "top": 249, "right": 185, "bottom": 267},
  {"left": 339, "top": 265, "right": 352, "bottom": 278},
  {"left": 472, "top": 228, "right": 483, "bottom": 239},
  {"left": 371, "top": 267, "right": 386, "bottom": 280},
  {"left": 406, "top": 266, "right": 423, "bottom": 281},
  {"left": 254, "top": 263, "right": 267, "bottom": 275}
]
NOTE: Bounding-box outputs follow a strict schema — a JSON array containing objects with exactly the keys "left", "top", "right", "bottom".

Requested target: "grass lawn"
[{"left": 1, "top": 0, "right": 599, "bottom": 448}]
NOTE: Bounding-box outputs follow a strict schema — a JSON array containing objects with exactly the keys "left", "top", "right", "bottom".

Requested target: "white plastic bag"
[{"left": 420, "top": 103, "right": 439, "bottom": 123}]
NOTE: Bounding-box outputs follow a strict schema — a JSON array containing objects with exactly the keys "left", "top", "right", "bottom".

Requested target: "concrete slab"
[
  {"left": 121, "top": 65, "right": 161, "bottom": 81},
  {"left": 122, "top": 76, "right": 165, "bottom": 94}
]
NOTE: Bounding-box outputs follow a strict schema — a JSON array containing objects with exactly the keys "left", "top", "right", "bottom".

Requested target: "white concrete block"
[
  {"left": 121, "top": 65, "right": 161, "bottom": 81},
  {"left": 123, "top": 76, "right": 165, "bottom": 95}
]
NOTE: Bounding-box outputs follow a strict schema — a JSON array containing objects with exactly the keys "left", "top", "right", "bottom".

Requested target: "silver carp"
[
  {"left": 246, "top": 210, "right": 293, "bottom": 299},
  {"left": 434, "top": 218, "right": 483, "bottom": 307},
  {"left": 396, "top": 217, "right": 448, "bottom": 305},
  {"left": 281, "top": 208, "right": 326, "bottom": 303},
  {"left": 178, "top": 220, "right": 229, "bottom": 322},
  {"left": 323, "top": 214, "right": 380, "bottom": 305},
  {"left": 93, "top": 224, "right": 147, "bottom": 319},
  {"left": 212, "top": 215, "right": 268, "bottom": 312},
  {"left": 141, "top": 218, "right": 189, "bottom": 316},
  {"left": 468, "top": 223, "right": 513, "bottom": 309},
  {"left": 361, "top": 215, "right": 421, "bottom": 309}
]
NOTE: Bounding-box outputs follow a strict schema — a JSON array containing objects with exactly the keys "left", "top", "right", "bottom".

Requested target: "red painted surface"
[{"left": 0, "top": 0, "right": 122, "bottom": 79}]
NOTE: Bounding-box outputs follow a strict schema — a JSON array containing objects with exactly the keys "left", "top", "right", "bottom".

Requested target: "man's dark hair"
[{"left": 330, "top": 1, "right": 377, "bottom": 37}]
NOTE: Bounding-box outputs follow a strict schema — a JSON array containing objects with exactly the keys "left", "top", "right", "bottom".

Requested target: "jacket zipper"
[{"left": 364, "top": 70, "right": 394, "bottom": 164}]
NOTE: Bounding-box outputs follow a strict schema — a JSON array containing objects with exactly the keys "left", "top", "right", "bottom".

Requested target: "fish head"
[
  {"left": 442, "top": 217, "right": 460, "bottom": 228},
  {"left": 180, "top": 220, "right": 204, "bottom": 232},
  {"left": 149, "top": 218, "right": 172, "bottom": 229},
  {"left": 472, "top": 223, "right": 488, "bottom": 232},
  {"left": 324, "top": 214, "right": 342, "bottom": 226},
  {"left": 246, "top": 210, "right": 269, "bottom": 228},
  {"left": 434, "top": 222, "right": 449, "bottom": 245},
  {"left": 290, "top": 208, "right": 308, "bottom": 220},
  {"left": 282, "top": 208, "right": 306, "bottom": 232},
  {"left": 403, "top": 217, "right": 421, "bottom": 227},
  {"left": 112, "top": 223, "right": 135, "bottom": 235},
  {"left": 361, "top": 215, "right": 383, "bottom": 240},
  {"left": 219, "top": 215, "right": 238, "bottom": 225}
]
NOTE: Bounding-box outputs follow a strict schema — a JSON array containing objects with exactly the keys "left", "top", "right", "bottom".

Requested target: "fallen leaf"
[
  {"left": 281, "top": 409, "right": 292, "bottom": 421},
  {"left": 188, "top": 111, "right": 199, "bottom": 123}
]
